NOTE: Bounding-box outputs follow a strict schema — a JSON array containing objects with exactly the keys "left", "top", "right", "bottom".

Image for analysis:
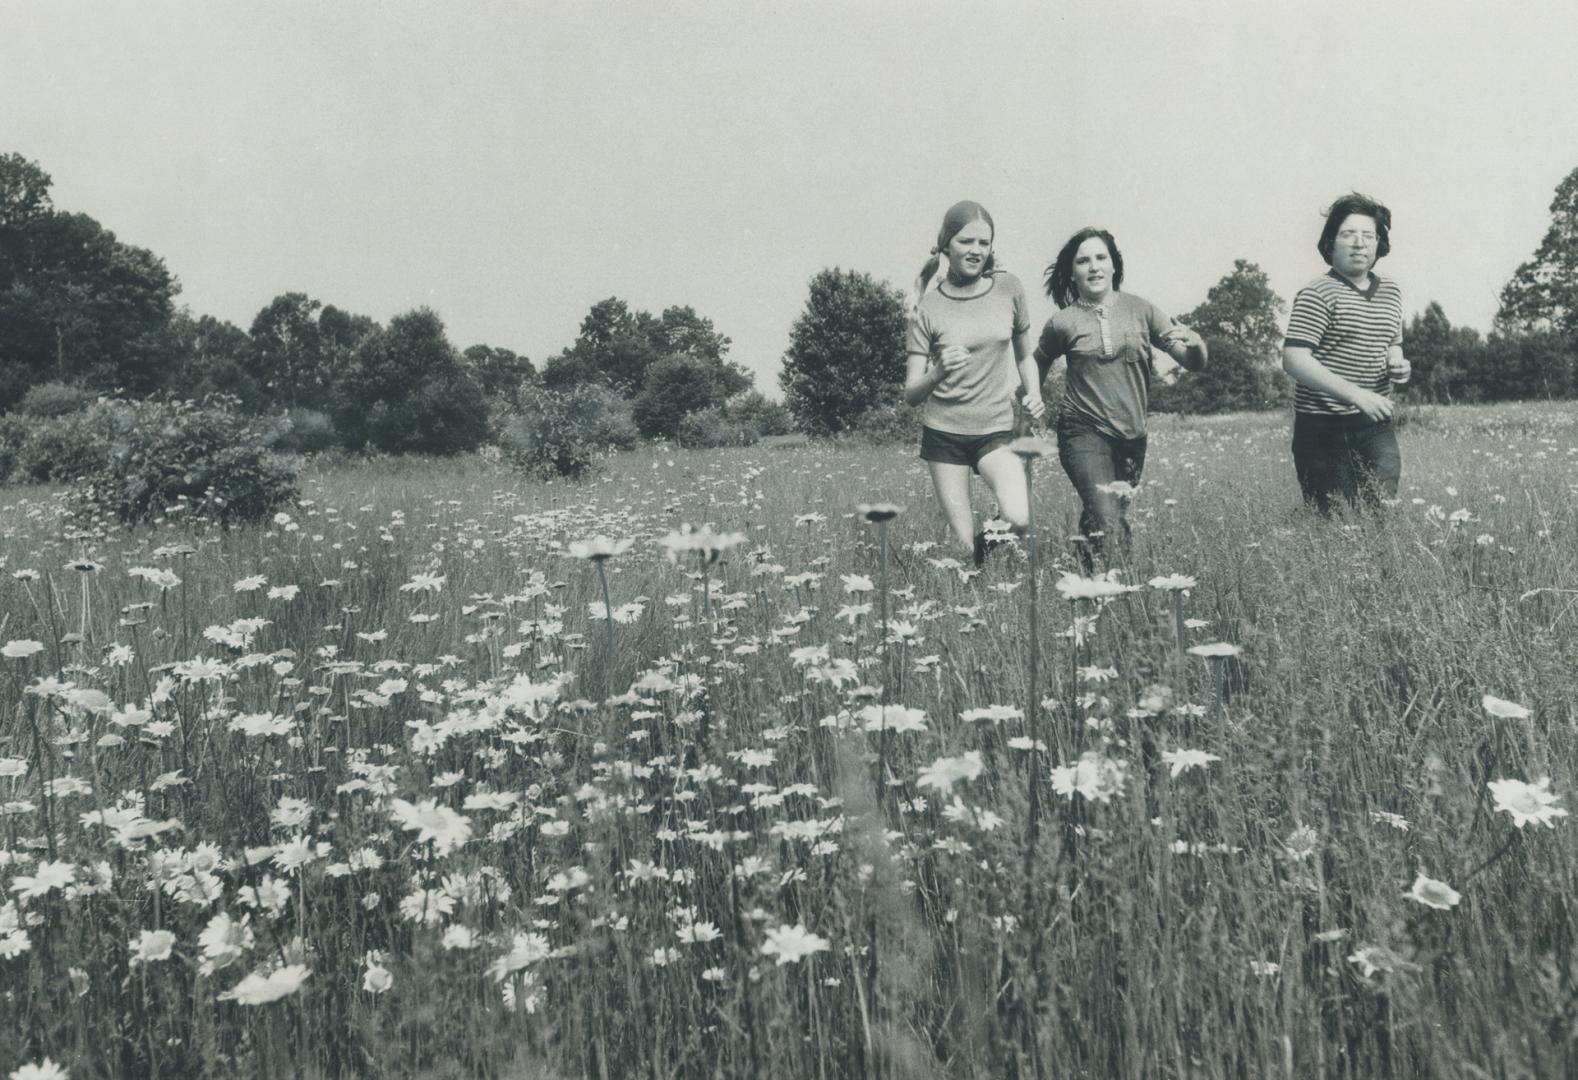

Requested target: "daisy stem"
[
  {"left": 595, "top": 560, "right": 614, "bottom": 702},
  {"left": 1171, "top": 591, "right": 1185, "bottom": 666}
]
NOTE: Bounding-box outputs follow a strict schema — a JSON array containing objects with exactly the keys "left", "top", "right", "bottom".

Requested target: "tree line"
[{"left": 4, "top": 148, "right": 1577, "bottom": 459}]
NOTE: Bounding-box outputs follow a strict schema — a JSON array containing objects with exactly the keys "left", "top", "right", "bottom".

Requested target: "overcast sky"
[{"left": 4, "top": 1, "right": 1576, "bottom": 393}]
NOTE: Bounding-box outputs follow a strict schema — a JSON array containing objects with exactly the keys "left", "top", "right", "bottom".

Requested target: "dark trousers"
[
  {"left": 1057, "top": 415, "right": 1146, "bottom": 566},
  {"left": 1291, "top": 412, "right": 1401, "bottom": 515}
]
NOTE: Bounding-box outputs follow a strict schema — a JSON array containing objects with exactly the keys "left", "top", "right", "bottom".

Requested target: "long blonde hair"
[{"left": 909, "top": 200, "right": 996, "bottom": 315}]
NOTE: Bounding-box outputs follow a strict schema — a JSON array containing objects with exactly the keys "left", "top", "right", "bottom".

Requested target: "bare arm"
[
  {"left": 1282, "top": 345, "right": 1394, "bottom": 421},
  {"left": 903, "top": 353, "right": 943, "bottom": 407},
  {"left": 1386, "top": 345, "right": 1410, "bottom": 385},
  {"left": 1013, "top": 330, "right": 1045, "bottom": 420},
  {"left": 1160, "top": 326, "right": 1208, "bottom": 372}
]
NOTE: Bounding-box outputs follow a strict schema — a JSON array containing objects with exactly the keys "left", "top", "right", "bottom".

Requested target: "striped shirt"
[{"left": 1283, "top": 270, "right": 1403, "bottom": 416}]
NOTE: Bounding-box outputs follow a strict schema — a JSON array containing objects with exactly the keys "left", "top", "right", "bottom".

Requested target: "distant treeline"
[{"left": 3, "top": 151, "right": 1576, "bottom": 457}]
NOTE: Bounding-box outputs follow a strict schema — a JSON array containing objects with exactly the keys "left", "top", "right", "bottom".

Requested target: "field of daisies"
[{"left": 3, "top": 401, "right": 1578, "bottom": 1079}]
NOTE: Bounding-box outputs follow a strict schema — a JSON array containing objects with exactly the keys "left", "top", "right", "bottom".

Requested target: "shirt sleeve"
[
  {"left": 1009, "top": 275, "right": 1032, "bottom": 336},
  {"left": 1390, "top": 289, "right": 1404, "bottom": 347},
  {"left": 1032, "top": 317, "right": 1063, "bottom": 371},
  {"left": 1144, "top": 299, "right": 1175, "bottom": 348},
  {"left": 905, "top": 305, "right": 934, "bottom": 358},
  {"left": 1283, "top": 287, "right": 1331, "bottom": 350}
]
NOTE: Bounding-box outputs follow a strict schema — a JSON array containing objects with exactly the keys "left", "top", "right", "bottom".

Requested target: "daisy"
[
  {"left": 760, "top": 923, "right": 831, "bottom": 966},
  {"left": 1405, "top": 873, "right": 1461, "bottom": 911},
  {"left": 1488, "top": 777, "right": 1569, "bottom": 829},
  {"left": 917, "top": 751, "right": 985, "bottom": 792},
  {"left": 219, "top": 963, "right": 310, "bottom": 1005},
  {"left": 1160, "top": 749, "right": 1220, "bottom": 778}
]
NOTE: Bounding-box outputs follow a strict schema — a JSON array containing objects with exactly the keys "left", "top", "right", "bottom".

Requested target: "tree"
[
  {"left": 249, "top": 293, "right": 326, "bottom": 408},
  {"left": 329, "top": 308, "right": 489, "bottom": 454},
  {"left": 779, "top": 268, "right": 908, "bottom": 436},
  {"left": 632, "top": 353, "right": 751, "bottom": 439},
  {"left": 1152, "top": 260, "right": 1288, "bottom": 415},
  {"left": 462, "top": 344, "right": 536, "bottom": 405},
  {"left": 1405, "top": 302, "right": 1487, "bottom": 403},
  {"left": 166, "top": 312, "right": 262, "bottom": 406},
  {"left": 1497, "top": 166, "right": 1578, "bottom": 340},
  {"left": 649, "top": 305, "right": 731, "bottom": 364}
]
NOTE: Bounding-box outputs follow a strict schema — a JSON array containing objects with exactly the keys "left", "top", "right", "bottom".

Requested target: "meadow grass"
[{"left": 2, "top": 401, "right": 1577, "bottom": 1079}]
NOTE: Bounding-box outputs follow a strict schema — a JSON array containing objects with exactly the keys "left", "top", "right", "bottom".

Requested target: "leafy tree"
[
  {"left": 462, "top": 344, "right": 536, "bottom": 405},
  {"left": 318, "top": 305, "right": 381, "bottom": 393},
  {"left": 632, "top": 353, "right": 751, "bottom": 439},
  {"left": 544, "top": 298, "right": 737, "bottom": 396},
  {"left": 649, "top": 305, "right": 731, "bottom": 364},
  {"left": 329, "top": 308, "right": 488, "bottom": 454},
  {"left": 0, "top": 157, "right": 179, "bottom": 407},
  {"left": 249, "top": 293, "right": 325, "bottom": 408},
  {"left": 1155, "top": 260, "right": 1288, "bottom": 414},
  {"left": 1497, "top": 166, "right": 1578, "bottom": 341},
  {"left": 779, "top": 268, "right": 907, "bottom": 436},
  {"left": 165, "top": 312, "right": 261, "bottom": 406},
  {"left": 1406, "top": 302, "right": 1487, "bottom": 403}
]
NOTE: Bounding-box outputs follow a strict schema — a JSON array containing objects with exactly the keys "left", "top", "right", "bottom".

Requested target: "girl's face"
[
  {"left": 945, "top": 219, "right": 993, "bottom": 283},
  {"left": 1072, "top": 236, "right": 1115, "bottom": 303},
  {"left": 1330, "top": 213, "right": 1379, "bottom": 279}
]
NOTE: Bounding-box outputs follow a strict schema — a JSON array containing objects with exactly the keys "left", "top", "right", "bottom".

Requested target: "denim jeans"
[
  {"left": 1057, "top": 415, "right": 1146, "bottom": 565},
  {"left": 1291, "top": 412, "right": 1401, "bottom": 515}
]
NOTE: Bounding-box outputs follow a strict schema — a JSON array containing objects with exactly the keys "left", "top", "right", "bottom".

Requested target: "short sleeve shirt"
[
  {"left": 1283, "top": 270, "right": 1404, "bottom": 416},
  {"left": 1033, "top": 292, "right": 1175, "bottom": 440},
  {"left": 905, "top": 272, "right": 1032, "bottom": 435}
]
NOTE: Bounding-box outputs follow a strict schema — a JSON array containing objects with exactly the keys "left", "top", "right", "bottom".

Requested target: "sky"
[{"left": 3, "top": 1, "right": 1577, "bottom": 394}]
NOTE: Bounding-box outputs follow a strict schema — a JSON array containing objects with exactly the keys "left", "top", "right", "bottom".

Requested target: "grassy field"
[{"left": 2, "top": 401, "right": 1577, "bottom": 1079}]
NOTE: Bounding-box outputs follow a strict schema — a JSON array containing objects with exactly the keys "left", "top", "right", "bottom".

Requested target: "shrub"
[
  {"left": 329, "top": 309, "right": 491, "bottom": 455},
  {"left": 72, "top": 397, "right": 298, "bottom": 526},
  {"left": 842, "top": 401, "right": 924, "bottom": 445},
  {"left": 676, "top": 406, "right": 761, "bottom": 449},
  {"left": 632, "top": 354, "right": 752, "bottom": 439},
  {"left": 721, "top": 391, "right": 794, "bottom": 436},
  {"left": 15, "top": 381, "right": 95, "bottom": 418},
  {"left": 273, "top": 408, "right": 339, "bottom": 454},
  {"left": 498, "top": 385, "right": 638, "bottom": 480},
  {"left": 4, "top": 410, "right": 107, "bottom": 484}
]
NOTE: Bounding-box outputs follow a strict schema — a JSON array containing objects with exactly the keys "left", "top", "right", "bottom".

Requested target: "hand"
[
  {"left": 1349, "top": 387, "right": 1395, "bottom": 422},
  {"left": 1163, "top": 325, "right": 1205, "bottom": 353},
  {"left": 938, "top": 344, "right": 971, "bottom": 376},
  {"left": 1387, "top": 354, "right": 1411, "bottom": 384},
  {"left": 1023, "top": 395, "right": 1046, "bottom": 421}
]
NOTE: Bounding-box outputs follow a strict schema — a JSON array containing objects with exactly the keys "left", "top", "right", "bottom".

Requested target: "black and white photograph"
[{"left": 3, "top": 2, "right": 1578, "bottom": 1076}]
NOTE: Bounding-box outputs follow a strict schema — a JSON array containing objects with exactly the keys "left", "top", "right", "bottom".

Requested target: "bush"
[
  {"left": 72, "top": 397, "right": 298, "bottom": 526},
  {"left": 842, "top": 401, "right": 924, "bottom": 445},
  {"left": 273, "top": 408, "right": 339, "bottom": 454},
  {"left": 632, "top": 354, "right": 752, "bottom": 439},
  {"left": 15, "top": 381, "right": 95, "bottom": 418},
  {"left": 329, "top": 309, "right": 492, "bottom": 455},
  {"left": 498, "top": 385, "right": 638, "bottom": 480},
  {"left": 3, "top": 410, "right": 107, "bottom": 484},
  {"left": 676, "top": 406, "right": 762, "bottom": 449},
  {"left": 721, "top": 391, "right": 794, "bottom": 436}
]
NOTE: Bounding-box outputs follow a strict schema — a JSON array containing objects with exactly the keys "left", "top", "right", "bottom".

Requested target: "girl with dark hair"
[
  {"left": 1033, "top": 228, "right": 1207, "bottom": 567},
  {"left": 1281, "top": 192, "right": 1409, "bottom": 514},
  {"left": 904, "top": 201, "right": 1046, "bottom": 566}
]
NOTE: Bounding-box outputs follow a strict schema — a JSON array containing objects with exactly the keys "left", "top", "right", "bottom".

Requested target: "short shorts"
[{"left": 919, "top": 426, "right": 1015, "bottom": 473}]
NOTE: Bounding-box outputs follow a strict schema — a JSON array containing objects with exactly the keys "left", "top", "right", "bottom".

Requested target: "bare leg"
[
  {"left": 975, "top": 447, "right": 1030, "bottom": 534},
  {"left": 926, "top": 460, "right": 977, "bottom": 552}
]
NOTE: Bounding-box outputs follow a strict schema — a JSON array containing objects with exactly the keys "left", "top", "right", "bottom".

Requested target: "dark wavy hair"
[
  {"left": 1043, "top": 227, "right": 1124, "bottom": 309},
  {"left": 1317, "top": 192, "right": 1392, "bottom": 265}
]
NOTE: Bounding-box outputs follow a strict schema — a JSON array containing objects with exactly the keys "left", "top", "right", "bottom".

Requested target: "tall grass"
[{"left": 2, "top": 401, "right": 1577, "bottom": 1078}]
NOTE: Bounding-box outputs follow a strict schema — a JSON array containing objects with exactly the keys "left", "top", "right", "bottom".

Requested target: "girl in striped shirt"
[{"left": 1281, "top": 192, "right": 1411, "bottom": 514}]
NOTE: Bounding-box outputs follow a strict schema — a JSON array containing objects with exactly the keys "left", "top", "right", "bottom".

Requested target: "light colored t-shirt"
[
  {"left": 905, "top": 272, "right": 1032, "bottom": 435},
  {"left": 1283, "top": 270, "right": 1404, "bottom": 416},
  {"left": 1034, "top": 292, "right": 1175, "bottom": 440}
]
